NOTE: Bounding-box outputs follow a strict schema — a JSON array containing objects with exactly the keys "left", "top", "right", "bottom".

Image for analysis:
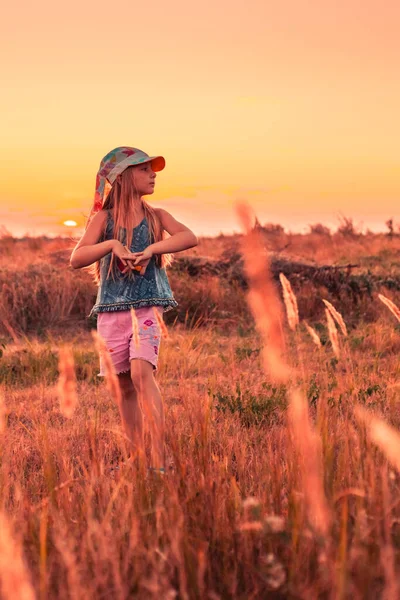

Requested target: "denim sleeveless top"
[{"left": 88, "top": 210, "right": 178, "bottom": 318}]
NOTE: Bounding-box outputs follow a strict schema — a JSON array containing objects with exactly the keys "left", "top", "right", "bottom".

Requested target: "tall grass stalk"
[
  {"left": 235, "top": 201, "right": 291, "bottom": 384},
  {"left": 378, "top": 293, "right": 400, "bottom": 323},
  {"left": 0, "top": 511, "right": 36, "bottom": 600},
  {"left": 279, "top": 273, "right": 300, "bottom": 331},
  {"left": 325, "top": 308, "right": 340, "bottom": 358},
  {"left": 57, "top": 345, "right": 78, "bottom": 418},
  {"left": 322, "top": 299, "right": 348, "bottom": 337}
]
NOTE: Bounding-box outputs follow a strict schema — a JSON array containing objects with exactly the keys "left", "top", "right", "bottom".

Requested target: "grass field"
[{"left": 1, "top": 208, "right": 400, "bottom": 599}]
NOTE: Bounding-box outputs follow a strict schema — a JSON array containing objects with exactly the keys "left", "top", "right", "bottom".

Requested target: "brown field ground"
[{"left": 0, "top": 215, "right": 400, "bottom": 599}]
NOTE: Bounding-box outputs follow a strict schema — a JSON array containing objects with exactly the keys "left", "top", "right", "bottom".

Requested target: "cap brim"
[{"left": 147, "top": 156, "right": 165, "bottom": 172}]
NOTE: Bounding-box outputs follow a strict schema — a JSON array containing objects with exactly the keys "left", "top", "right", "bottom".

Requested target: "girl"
[{"left": 70, "top": 146, "right": 198, "bottom": 474}]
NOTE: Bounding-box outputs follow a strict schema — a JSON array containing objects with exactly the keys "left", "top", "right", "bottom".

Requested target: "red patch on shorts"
[{"left": 108, "top": 348, "right": 114, "bottom": 353}]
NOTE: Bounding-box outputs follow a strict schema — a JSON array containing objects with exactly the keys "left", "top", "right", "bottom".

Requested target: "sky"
[{"left": 1, "top": 0, "right": 399, "bottom": 238}]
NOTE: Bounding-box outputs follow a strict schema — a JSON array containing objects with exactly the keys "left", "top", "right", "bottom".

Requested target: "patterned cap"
[{"left": 86, "top": 146, "right": 165, "bottom": 228}]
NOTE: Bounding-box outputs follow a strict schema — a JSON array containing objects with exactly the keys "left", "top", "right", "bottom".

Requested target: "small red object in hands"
[{"left": 117, "top": 257, "right": 142, "bottom": 273}]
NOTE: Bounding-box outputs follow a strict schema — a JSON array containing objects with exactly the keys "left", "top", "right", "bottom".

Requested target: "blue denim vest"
[{"left": 88, "top": 210, "right": 178, "bottom": 318}]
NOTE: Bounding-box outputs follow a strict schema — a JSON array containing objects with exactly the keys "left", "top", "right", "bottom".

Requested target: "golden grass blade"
[
  {"left": 56, "top": 345, "right": 78, "bottom": 418},
  {"left": 0, "top": 512, "right": 35, "bottom": 600},
  {"left": 246, "top": 289, "right": 291, "bottom": 383},
  {"left": 152, "top": 306, "right": 169, "bottom": 340},
  {"left": 388, "top": 381, "right": 400, "bottom": 389},
  {"left": 235, "top": 201, "right": 291, "bottom": 384},
  {"left": 91, "top": 330, "right": 122, "bottom": 406},
  {"left": 0, "top": 387, "right": 5, "bottom": 433},
  {"left": 325, "top": 308, "right": 340, "bottom": 358},
  {"left": 130, "top": 308, "right": 140, "bottom": 349},
  {"left": 378, "top": 293, "right": 400, "bottom": 323},
  {"left": 288, "top": 387, "right": 331, "bottom": 537},
  {"left": 279, "top": 273, "right": 299, "bottom": 331},
  {"left": 303, "top": 321, "right": 322, "bottom": 348},
  {"left": 322, "top": 299, "right": 348, "bottom": 337},
  {"left": 381, "top": 464, "right": 398, "bottom": 600},
  {"left": 354, "top": 406, "right": 400, "bottom": 473},
  {"left": 0, "top": 317, "right": 20, "bottom": 345}
]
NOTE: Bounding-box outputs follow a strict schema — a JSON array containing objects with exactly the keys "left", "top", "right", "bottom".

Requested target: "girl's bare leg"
[
  {"left": 117, "top": 372, "right": 144, "bottom": 461},
  {"left": 130, "top": 359, "right": 165, "bottom": 469}
]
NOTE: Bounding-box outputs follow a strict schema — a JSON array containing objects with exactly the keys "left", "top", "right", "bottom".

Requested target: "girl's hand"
[
  {"left": 120, "top": 246, "right": 154, "bottom": 275},
  {"left": 112, "top": 240, "right": 148, "bottom": 275}
]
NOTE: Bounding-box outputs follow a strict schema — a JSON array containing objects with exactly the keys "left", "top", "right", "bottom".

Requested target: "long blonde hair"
[{"left": 85, "top": 165, "right": 174, "bottom": 286}]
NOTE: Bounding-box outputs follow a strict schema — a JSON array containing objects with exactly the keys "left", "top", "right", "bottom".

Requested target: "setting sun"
[{"left": 63, "top": 220, "right": 77, "bottom": 227}]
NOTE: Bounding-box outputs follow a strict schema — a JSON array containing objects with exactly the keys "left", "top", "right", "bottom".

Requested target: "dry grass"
[
  {"left": 0, "top": 213, "right": 400, "bottom": 598},
  {"left": 303, "top": 321, "right": 322, "bottom": 348},
  {"left": 378, "top": 294, "right": 400, "bottom": 323},
  {"left": 325, "top": 308, "right": 341, "bottom": 359},
  {"left": 0, "top": 511, "right": 35, "bottom": 600},
  {"left": 322, "top": 299, "right": 348, "bottom": 338},
  {"left": 56, "top": 346, "right": 78, "bottom": 419},
  {"left": 279, "top": 273, "right": 300, "bottom": 332}
]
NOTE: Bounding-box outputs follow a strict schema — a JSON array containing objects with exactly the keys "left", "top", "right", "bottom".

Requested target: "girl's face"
[{"left": 131, "top": 162, "right": 157, "bottom": 196}]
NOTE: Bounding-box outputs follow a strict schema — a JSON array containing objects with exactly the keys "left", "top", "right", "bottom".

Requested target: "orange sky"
[{"left": 1, "top": 0, "right": 399, "bottom": 237}]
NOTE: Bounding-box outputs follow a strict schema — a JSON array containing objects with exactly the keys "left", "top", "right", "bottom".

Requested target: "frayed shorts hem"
[{"left": 97, "top": 357, "right": 157, "bottom": 377}]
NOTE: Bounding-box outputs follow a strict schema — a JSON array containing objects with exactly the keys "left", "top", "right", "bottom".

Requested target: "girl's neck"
[
  {"left": 130, "top": 196, "right": 144, "bottom": 212},
  {"left": 133, "top": 203, "right": 145, "bottom": 218}
]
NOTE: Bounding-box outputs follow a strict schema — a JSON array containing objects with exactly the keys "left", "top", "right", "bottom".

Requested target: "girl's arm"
[
  {"left": 70, "top": 211, "right": 115, "bottom": 269},
  {"left": 70, "top": 239, "right": 116, "bottom": 269},
  {"left": 149, "top": 208, "right": 198, "bottom": 255}
]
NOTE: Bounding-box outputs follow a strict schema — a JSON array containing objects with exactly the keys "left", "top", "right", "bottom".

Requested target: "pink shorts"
[{"left": 96, "top": 306, "right": 164, "bottom": 377}]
